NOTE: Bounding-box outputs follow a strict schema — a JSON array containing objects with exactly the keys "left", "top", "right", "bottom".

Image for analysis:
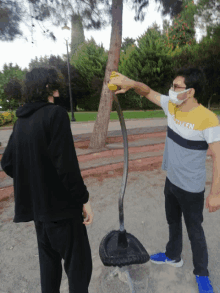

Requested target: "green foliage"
[
  {"left": 3, "top": 76, "right": 22, "bottom": 102},
  {"left": 167, "top": 33, "right": 220, "bottom": 106},
  {"left": 121, "top": 37, "right": 136, "bottom": 54},
  {"left": 165, "top": 0, "right": 197, "bottom": 50},
  {"left": 70, "top": 37, "right": 108, "bottom": 111},
  {"left": 28, "top": 55, "right": 51, "bottom": 71},
  {"left": 117, "top": 28, "right": 173, "bottom": 110},
  {"left": 206, "top": 23, "right": 220, "bottom": 42},
  {"left": 0, "top": 111, "right": 16, "bottom": 126},
  {"left": 118, "top": 44, "right": 137, "bottom": 74},
  {"left": 0, "top": 63, "right": 27, "bottom": 111}
]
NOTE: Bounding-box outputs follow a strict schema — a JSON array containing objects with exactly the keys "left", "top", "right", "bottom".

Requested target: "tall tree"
[
  {"left": 161, "top": 0, "right": 197, "bottom": 50},
  {"left": 70, "top": 12, "right": 85, "bottom": 56}
]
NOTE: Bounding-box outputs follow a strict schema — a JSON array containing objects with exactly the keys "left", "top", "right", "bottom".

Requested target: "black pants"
[
  {"left": 34, "top": 215, "right": 92, "bottom": 293},
  {"left": 164, "top": 177, "right": 209, "bottom": 277}
]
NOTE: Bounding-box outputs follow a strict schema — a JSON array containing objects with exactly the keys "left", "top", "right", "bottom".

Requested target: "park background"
[{"left": 0, "top": 0, "right": 220, "bottom": 127}]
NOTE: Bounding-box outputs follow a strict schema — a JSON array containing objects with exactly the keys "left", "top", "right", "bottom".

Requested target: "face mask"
[{"left": 169, "top": 88, "right": 191, "bottom": 105}]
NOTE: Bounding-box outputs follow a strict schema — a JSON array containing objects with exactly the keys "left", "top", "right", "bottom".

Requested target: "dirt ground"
[
  {"left": 1, "top": 158, "right": 220, "bottom": 293},
  {"left": 0, "top": 165, "right": 165, "bottom": 293}
]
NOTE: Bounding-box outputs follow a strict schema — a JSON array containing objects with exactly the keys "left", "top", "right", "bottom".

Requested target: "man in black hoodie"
[{"left": 1, "top": 66, "right": 94, "bottom": 293}]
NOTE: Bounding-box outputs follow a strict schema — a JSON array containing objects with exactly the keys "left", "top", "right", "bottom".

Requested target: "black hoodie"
[{"left": 1, "top": 101, "right": 89, "bottom": 223}]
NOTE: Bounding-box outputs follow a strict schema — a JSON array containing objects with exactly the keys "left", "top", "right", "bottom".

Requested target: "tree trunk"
[{"left": 88, "top": 0, "right": 123, "bottom": 149}]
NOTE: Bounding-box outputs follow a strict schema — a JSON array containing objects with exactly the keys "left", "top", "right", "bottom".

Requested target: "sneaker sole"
[{"left": 150, "top": 258, "right": 184, "bottom": 268}]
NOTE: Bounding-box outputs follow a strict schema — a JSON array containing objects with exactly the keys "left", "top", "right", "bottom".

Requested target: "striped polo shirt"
[{"left": 160, "top": 95, "right": 220, "bottom": 193}]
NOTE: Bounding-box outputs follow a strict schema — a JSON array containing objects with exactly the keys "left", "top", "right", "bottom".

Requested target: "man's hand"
[
  {"left": 206, "top": 192, "right": 220, "bottom": 213},
  {"left": 108, "top": 71, "right": 135, "bottom": 95},
  {"left": 82, "top": 201, "right": 94, "bottom": 226}
]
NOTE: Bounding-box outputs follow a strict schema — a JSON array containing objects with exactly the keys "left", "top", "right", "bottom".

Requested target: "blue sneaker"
[
  {"left": 150, "top": 252, "right": 184, "bottom": 268},
  {"left": 196, "top": 276, "right": 214, "bottom": 293}
]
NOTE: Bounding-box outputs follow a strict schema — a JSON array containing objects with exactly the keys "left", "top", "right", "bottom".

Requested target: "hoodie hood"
[{"left": 16, "top": 100, "right": 53, "bottom": 118}]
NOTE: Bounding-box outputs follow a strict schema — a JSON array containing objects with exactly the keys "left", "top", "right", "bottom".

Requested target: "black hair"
[
  {"left": 21, "top": 66, "right": 63, "bottom": 103},
  {"left": 174, "top": 66, "right": 206, "bottom": 98}
]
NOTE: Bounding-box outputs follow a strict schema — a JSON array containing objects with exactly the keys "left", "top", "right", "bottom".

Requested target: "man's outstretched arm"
[
  {"left": 109, "top": 72, "right": 162, "bottom": 108},
  {"left": 132, "top": 81, "right": 162, "bottom": 108}
]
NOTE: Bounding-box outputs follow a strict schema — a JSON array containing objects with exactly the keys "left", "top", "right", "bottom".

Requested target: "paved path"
[{"left": 0, "top": 118, "right": 168, "bottom": 146}]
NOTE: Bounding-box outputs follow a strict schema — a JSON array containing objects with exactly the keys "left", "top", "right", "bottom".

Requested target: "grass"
[
  {"left": 67, "top": 109, "right": 220, "bottom": 121},
  {"left": 68, "top": 110, "right": 167, "bottom": 121},
  {"left": 1, "top": 109, "right": 220, "bottom": 128}
]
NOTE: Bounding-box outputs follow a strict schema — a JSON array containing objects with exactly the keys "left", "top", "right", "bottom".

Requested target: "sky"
[{"left": 0, "top": 0, "right": 207, "bottom": 73}]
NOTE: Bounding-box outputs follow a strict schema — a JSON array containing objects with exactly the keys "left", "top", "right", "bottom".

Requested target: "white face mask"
[{"left": 169, "top": 88, "right": 191, "bottom": 105}]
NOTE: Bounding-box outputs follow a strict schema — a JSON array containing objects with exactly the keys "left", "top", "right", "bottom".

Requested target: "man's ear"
[{"left": 188, "top": 88, "right": 195, "bottom": 97}]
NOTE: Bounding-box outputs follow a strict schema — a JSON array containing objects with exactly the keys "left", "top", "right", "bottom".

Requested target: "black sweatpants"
[
  {"left": 164, "top": 176, "right": 209, "bottom": 276},
  {"left": 34, "top": 215, "right": 92, "bottom": 293}
]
